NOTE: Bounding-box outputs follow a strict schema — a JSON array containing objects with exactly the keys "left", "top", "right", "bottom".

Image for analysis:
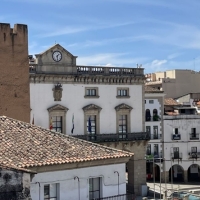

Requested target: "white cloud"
[{"left": 167, "top": 53, "right": 182, "bottom": 60}]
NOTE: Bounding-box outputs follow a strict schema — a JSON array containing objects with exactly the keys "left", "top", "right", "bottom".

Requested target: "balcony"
[
  {"left": 145, "top": 116, "right": 161, "bottom": 122},
  {"left": 72, "top": 132, "right": 150, "bottom": 143},
  {"left": 150, "top": 133, "right": 162, "bottom": 140},
  {"left": 145, "top": 153, "right": 163, "bottom": 163},
  {"left": 171, "top": 152, "right": 182, "bottom": 159},
  {"left": 171, "top": 134, "right": 181, "bottom": 140},
  {"left": 189, "top": 133, "right": 199, "bottom": 140},
  {"left": 188, "top": 152, "right": 200, "bottom": 159}
]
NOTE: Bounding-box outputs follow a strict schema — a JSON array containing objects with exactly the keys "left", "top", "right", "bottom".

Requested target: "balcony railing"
[
  {"left": 146, "top": 153, "right": 163, "bottom": 162},
  {"left": 189, "top": 133, "right": 199, "bottom": 140},
  {"left": 171, "top": 134, "right": 181, "bottom": 140},
  {"left": 188, "top": 152, "right": 200, "bottom": 159},
  {"left": 145, "top": 116, "right": 161, "bottom": 122},
  {"left": 171, "top": 152, "right": 182, "bottom": 159},
  {"left": 150, "top": 133, "right": 162, "bottom": 140},
  {"left": 72, "top": 132, "right": 150, "bottom": 143},
  {"left": 29, "top": 64, "right": 144, "bottom": 77},
  {"left": 94, "top": 193, "right": 135, "bottom": 200}
]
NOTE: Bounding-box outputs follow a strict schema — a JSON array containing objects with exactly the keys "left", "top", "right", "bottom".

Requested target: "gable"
[{"left": 35, "top": 44, "right": 78, "bottom": 67}]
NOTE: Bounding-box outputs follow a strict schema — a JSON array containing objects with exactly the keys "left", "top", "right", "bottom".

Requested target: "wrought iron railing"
[
  {"left": 171, "top": 152, "right": 182, "bottom": 159},
  {"left": 150, "top": 133, "right": 161, "bottom": 140},
  {"left": 72, "top": 132, "right": 150, "bottom": 142},
  {"left": 93, "top": 193, "right": 135, "bottom": 200},
  {"left": 188, "top": 152, "right": 200, "bottom": 159},
  {"left": 189, "top": 133, "right": 199, "bottom": 140}
]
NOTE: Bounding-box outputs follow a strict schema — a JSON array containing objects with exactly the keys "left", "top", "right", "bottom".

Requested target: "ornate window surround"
[
  {"left": 82, "top": 104, "right": 102, "bottom": 134},
  {"left": 47, "top": 104, "right": 68, "bottom": 134},
  {"left": 115, "top": 103, "right": 133, "bottom": 133}
]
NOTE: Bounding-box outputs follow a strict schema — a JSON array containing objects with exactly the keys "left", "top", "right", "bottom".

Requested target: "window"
[
  {"left": 173, "top": 147, "right": 179, "bottom": 159},
  {"left": 154, "top": 144, "right": 158, "bottom": 156},
  {"left": 83, "top": 104, "right": 102, "bottom": 135},
  {"left": 191, "top": 147, "right": 197, "bottom": 153},
  {"left": 146, "top": 126, "right": 151, "bottom": 134},
  {"left": 149, "top": 100, "right": 154, "bottom": 104},
  {"left": 52, "top": 116, "right": 62, "bottom": 133},
  {"left": 145, "top": 100, "right": 146, "bottom": 104},
  {"left": 89, "top": 177, "right": 102, "bottom": 200},
  {"left": 174, "top": 128, "right": 178, "bottom": 134},
  {"left": 87, "top": 115, "right": 96, "bottom": 140},
  {"left": 153, "top": 126, "right": 158, "bottom": 139},
  {"left": 47, "top": 104, "right": 68, "bottom": 134},
  {"left": 191, "top": 128, "right": 196, "bottom": 137},
  {"left": 115, "top": 104, "right": 132, "bottom": 136},
  {"left": 146, "top": 144, "right": 151, "bottom": 155},
  {"left": 153, "top": 109, "right": 160, "bottom": 121},
  {"left": 44, "top": 183, "right": 59, "bottom": 200},
  {"left": 117, "top": 88, "right": 129, "bottom": 98},
  {"left": 119, "top": 115, "right": 127, "bottom": 138},
  {"left": 145, "top": 109, "right": 151, "bottom": 121},
  {"left": 85, "top": 87, "right": 99, "bottom": 98}
]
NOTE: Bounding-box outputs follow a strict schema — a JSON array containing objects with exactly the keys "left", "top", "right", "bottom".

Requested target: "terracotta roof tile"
[
  {"left": 164, "top": 98, "right": 180, "bottom": 106},
  {"left": 0, "top": 116, "right": 133, "bottom": 168}
]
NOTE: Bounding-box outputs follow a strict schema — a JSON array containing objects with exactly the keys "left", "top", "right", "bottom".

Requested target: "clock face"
[{"left": 52, "top": 51, "right": 62, "bottom": 62}]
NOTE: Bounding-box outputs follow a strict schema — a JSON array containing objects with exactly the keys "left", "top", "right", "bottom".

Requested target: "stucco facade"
[
  {"left": 29, "top": 44, "right": 148, "bottom": 196},
  {"left": 31, "top": 163, "right": 126, "bottom": 200}
]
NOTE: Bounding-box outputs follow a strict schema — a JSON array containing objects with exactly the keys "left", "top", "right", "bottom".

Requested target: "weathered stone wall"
[
  {"left": 0, "top": 168, "right": 31, "bottom": 200},
  {"left": 0, "top": 23, "right": 30, "bottom": 122},
  {"left": 103, "top": 141, "right": 148, "bottom": 196}
]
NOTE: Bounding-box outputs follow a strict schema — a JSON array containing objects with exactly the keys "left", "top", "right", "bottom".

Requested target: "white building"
[
  {"left": 163, "top": 106, "right": 200, "bottom": 183},
  {"left": 144, "top": 87, "right": 165, "bottom": 181},
  {"left": 0, "top": 116, "right": 133, "bottom": 200},
  {"left": 29, "top": 44, "right": 149, "bottom": 195}
]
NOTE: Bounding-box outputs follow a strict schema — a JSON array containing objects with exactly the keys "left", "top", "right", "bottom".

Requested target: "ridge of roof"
[{"left": 0, "top": 116, "right": 133, "bottom": 169}]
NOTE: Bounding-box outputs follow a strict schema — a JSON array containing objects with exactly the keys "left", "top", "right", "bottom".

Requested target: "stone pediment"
[
  {"left": 47, "top": 104, "right": 69, "bottom": 112},
  {"left": 82, "top": 104, "right": 102, "bottom": 111},
  {"left": 115, "top": 103, "right": 133, "bottom": 111},
  {"left": 35, "top": 44, "right": 78, "bottom": 67}
]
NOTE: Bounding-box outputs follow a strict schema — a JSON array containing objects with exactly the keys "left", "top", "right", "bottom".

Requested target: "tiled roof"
[
  {"left": 0, "top": 116, "right": 133, "bottom": 168},
  {"left": 145, "top": 86, "right": 163, "bottom": 93},
  {"left": 164, "top": 98, "right": 180, "bottom": 106}
]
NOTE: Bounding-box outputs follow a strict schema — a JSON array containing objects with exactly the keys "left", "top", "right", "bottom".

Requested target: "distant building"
[
  {"left": 146, "top": 69, "right": 200, "bottom": 98},
  {"left": 0, "top": 116, "right": 133, "bottom": 200},
  {"left": 0, "top": 23, "right": 30, "bottom": 122},
  {"left": 29, "top": 44, "right": 150, "bottom": 195}
]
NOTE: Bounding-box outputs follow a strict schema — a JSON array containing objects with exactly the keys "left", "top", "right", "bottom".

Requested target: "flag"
[
  {"left": 88, "top": 116, "right": 92, "bottom": 133},
  {"left": 32, "top": 115, "right": 34, "bottom": 125},
  {"left": 71, "top": 114, "right": 74, "bottom": 134},
  {"left": 50, "top": 117, "right": 53, "bottom": 130}
]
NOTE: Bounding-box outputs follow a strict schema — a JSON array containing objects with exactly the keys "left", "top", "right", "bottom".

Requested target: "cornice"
[{"left": 29, "top": 74, "right": 145, "bottom": 85}]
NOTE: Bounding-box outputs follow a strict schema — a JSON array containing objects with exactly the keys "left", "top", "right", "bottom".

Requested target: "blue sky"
[{"left": 1, "top": 0, "right": 200, "bottom": 73}]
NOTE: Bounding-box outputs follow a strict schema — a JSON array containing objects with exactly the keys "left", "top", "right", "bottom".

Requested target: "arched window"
[
  {"left": 153, "top": 109, "right": 160, "bottom": 121},
  {"left": 145, "top": 109, "right": 151, "bottom": 121}
]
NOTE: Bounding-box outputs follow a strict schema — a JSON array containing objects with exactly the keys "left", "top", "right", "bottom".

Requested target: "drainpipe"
[
  {"left": 114, "top": 171, "right": 119, "bottom": 195},
  {"left": 74, "top": 176, "right": 80, "bottom": 200},
  {"left": 36, "top": 182, "right": 40, "bottom": 200}
]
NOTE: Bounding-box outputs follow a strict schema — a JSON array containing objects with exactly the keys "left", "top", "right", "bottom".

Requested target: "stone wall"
[
  {"left": 0, "top": 23, "right": 30, "bottom": 122},
  {"left": 0, "top": 168, "right": 32, "bottom": 200}
]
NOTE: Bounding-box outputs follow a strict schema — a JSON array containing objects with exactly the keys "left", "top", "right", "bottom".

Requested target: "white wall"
[
  {"left": 30, "top": 83, "right": 143, "bottom": 134},
  {"left": 30, "top": 163, "right": 126, "bottom": 200},
  {"left": 163, "top": 117, "right": 200, "bottom": 171}
]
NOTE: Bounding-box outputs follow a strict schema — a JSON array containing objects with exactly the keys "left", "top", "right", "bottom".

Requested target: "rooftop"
[
  {"left": 0, "top": 116, "right": 133, "bottom": 169},
  {"left": 145, "top": 86, "right": 164, "bottom": 93},
  {"left": 164, "top": 98, "right": 180, "bottom": 106}
]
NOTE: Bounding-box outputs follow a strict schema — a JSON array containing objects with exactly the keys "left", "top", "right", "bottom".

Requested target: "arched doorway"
[
  {"left": 169, "top": 164, "right": 184, "bottom": 182},
  {"left": 188, "top": 164, "right": 200, "bottom": 182},
  {"left": 146, "top": 162, "right": 160, "bottom": 182}
]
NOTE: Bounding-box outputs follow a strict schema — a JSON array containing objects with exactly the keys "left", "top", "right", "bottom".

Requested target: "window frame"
[
  {"left": 116, "top": 87, "right": 130, "bottom": 98},
  {"left": 47, "top": 104, "right": 68, "bottom": 134},
  {"left": 84, "top": 87, "right": 99, "bottom": 98},
  {"left": 149, "top": 100, "right": 154, "bottom": 104},
  {"left": 44, "top": 183, "right": 59, "bottom": 200},
  {"left": 89, "top": 177, "right": 102, "bottom": 200}
]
